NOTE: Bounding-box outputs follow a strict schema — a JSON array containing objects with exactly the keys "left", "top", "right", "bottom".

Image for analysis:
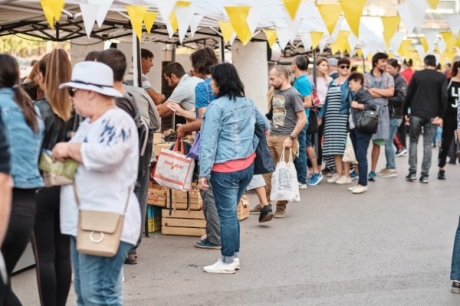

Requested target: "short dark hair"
[
  {"left": 387, "top": 58, "right": 400, "bottom": 69},
  {"left": 452, "top": 61, "right": 460, "bottom": 77},
  {"left": 190, "top": 47, "right": 219, "bottom": 77},
  {"left": 96, "top": 49, "right": 127, "bottom": 82},
  {"left": 164, "top": 62, "right": 186, "bottom": 79},
  {"left": 424, "top": 55, "right": 437, "bottom": 67},
  {"left": 337, "top": 57, "right": 350, "bottom": 66},
  {"left": 85, "top": 51, "right": 99, "bottom": 61},
  {"left": 141, "top": 48, "right": 154, "bottom": 59},
  {"left": 294, "top": 55, "right": 309, "bottom": 71},
  {"left": 210, "top": 62, "right": 245, "bottom": 100},
  {"left": 372, "top": 52, "right": 388, "bottom": 67},
  {"left": 348, "top": 72, "right": 364, "bottom": 85},
  {"left": 272, "top": 65, "right": 289, "bottom": 79}
]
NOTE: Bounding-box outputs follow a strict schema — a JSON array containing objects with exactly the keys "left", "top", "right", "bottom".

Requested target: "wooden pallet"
[{"left": 161, "top": 209, "right": 205, "bottom": 237}]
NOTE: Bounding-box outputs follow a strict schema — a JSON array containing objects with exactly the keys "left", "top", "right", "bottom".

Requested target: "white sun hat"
[{"left": 59, "top": 61, "right": 123, "bottom": 97}]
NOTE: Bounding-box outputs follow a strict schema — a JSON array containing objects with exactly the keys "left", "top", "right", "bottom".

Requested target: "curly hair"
[{"left": 190, "top": 47, "right": 218, "bottom": 78}]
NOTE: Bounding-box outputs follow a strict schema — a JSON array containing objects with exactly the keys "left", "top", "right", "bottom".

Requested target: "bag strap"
[
  {"left": 73, "top": 182, "right": 131, "bottom": 215},
  {"left": 279, "top": 146, "right": 285, "bottom": 163},
  {"left": 186, "top": 191, "right": 190, "bottom": 211},
  {"left": 168, "top": 188, "right": 173, "bottom": 216}
]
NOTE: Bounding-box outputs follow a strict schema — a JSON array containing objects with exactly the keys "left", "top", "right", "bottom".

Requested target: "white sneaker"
[
  {"left": 379, "top": 169, "right": 397, "bottom": 178},
  {"left": 299, "top": 184, "right": 308, "bottom": 190},
  {"left": 348, "top": 185, "right": 357, "bottom": 191},
  {"left": 203, "top": 259, "right": 236, "bottom": 274},
  {"left": 327, "top": 174, "right": 340, "bottom": 183},
  {"left": 234, "top": 258, "right": 240, "bottom": 270},
  {"left": 335, "top": 176, "right": 352, "bottom": 185},
  {"left": 352, "top": 185, "right": 368, "bottom": 194}
]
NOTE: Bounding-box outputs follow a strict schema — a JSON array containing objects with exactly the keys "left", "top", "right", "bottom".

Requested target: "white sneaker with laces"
[
  {"left": 203, "top": 259, "right": 236, "bottom": 274},
  {"left": 348, "top": 185, "right": 357, "bottom": 191},
  {"left": 352, "top": 185, "right": 368, "bottom": 194},
  {"left": 234, "top": 258, "right": 240, "bottom": 270},
  {"left": 327, "top": 174, "right": 340, "bottom": 183},
  {"left": 299, "top": 184, "right": 308, "bottom": 190},
  {"left": 335, "top": 176, "right": 352, "bottom": 185}
]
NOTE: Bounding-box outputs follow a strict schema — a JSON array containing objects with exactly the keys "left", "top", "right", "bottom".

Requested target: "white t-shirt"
[
  {"left": 60, "top": 108, "right": 141, "bottom": 245},
  {"left": 168, "top": 74, "right": 203, "bottom": 111}
]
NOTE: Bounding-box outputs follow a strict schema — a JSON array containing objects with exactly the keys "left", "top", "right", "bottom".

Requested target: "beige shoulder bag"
[{"left": 73, "top": 183, "right": 130, "bottom": 257}]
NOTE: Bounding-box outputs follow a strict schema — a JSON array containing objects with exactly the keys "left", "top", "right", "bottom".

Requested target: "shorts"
[
  {"left": 246, "top": 174, "right": 266, "bottom": 191},
  {"left": 373, "top": 139, "right": 385, "bottom": 146},
  {"left": 306, "top": 134, "right": 313, "bottom": 148}
]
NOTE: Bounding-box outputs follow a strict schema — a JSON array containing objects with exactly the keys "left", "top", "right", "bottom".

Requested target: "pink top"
[{"left": 212, "top": 152, "right": 256, "bottom": 173}]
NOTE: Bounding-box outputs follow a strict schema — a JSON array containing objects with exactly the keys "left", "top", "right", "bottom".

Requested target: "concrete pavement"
[{"left": 11, "top": 146, "right": 460, "bottom": 305}]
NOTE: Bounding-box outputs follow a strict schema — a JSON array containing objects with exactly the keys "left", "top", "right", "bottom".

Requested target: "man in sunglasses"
[{"left": 364, "top": 52, "right": 395, "bottom": 181}]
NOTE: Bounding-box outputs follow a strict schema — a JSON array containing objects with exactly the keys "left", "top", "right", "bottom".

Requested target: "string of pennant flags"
[{"left": 38, "top": 0, "right": 460, "bottom": 63}]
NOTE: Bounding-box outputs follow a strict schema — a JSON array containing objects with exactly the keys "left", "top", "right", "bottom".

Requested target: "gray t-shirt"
[
  {"left": 270, "top": 87, "right": 304, "bottom": 136},
  {"left": 168, "top": 75, "right": 203, "bottom": 111},
  {"left": 364, "top": 72, "right": 394, "bottom": 106},
  {"left": 124, "top": 71, "right": 152, "bottom": 90}
]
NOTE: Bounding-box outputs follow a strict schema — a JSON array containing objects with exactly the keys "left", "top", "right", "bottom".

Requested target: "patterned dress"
[{"left": 322, "top": 83, "right": 348, "bottom": 156}]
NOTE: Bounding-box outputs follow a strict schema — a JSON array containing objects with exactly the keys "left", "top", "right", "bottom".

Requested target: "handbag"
[
  {"left": 355, "top": 110, "right": 379, "bottom": 134},
  {"left": 342, "top": 133, "right": 357, "bottom": 164},
  {"left": 254, "top": 123, "right": 275, "bottom": 175},
  {"left": 38, "top": 151, "right": 79, "bottom": 187},
  {"left": 307, "top": 108, "right": 319, "bottom": 134},
  {"left": 73, "top": 183, "right": 130, "bottom": 257},
  {"left": 187, "top": 132, "right": 200, "bottom": 160},
  {"left": 153, "top": 139, "right": 195, "bottom": 191}
]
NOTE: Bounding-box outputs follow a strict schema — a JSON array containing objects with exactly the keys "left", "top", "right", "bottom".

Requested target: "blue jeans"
[
  {"left": 350, "top": 128, "right": 373, "bottom": 186},
  {"left": 210, "top": 163, "right": 254, "bottom": 263},
  {"left": 409, "top": 116, "right": 435, "bottom": 176},
  {"left": 451, "top": 216, "right": 460, "bottom": 280},
  {"left": 384, "top": 118, "right": 403, "bottom": 170},
  {"left": 294, "top": 124, "right": 308, "bottom": 184},
  {"left": 71, "top": 237, "right": 133, "bottom": 306}
]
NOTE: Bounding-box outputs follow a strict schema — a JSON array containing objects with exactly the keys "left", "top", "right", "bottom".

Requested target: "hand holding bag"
[
  {"left": 342, "top": 133, "right": 357, "bottom": 164},
  {"left": 73, "top": 183, "right": 130, "bottom": 257},
  {"left": 270, "top": 148, "right": 300, "bottom": 202},
  {"left": 39, "top": 151, "right": 79, "bottom": 187}
]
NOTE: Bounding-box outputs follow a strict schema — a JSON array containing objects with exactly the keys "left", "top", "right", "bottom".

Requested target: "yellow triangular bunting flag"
[
  {"left": 40, "top": 0, "right": 65, "bottom": 29},
  {"left": 317, "top": 4, "right": 342, "bottom": 35},
  {"left": 381, "top": 16, "right": 401, "bottom": 48},
  {"left": 441, "top": 31, "right": 457, "bottom": 51},
  {"left": 426, "top": 0, "right": 440, "bottom": 9},
  {"left": 283, "top": 0, "right": 301, "bottom": 20},
  {"left": 143, "top": 12, "right": 158, "bottom": 34},
  {"left": 225, "top": 6, "right": 252, "bottom": 45},
  {"left": 264, "top": 29, "right": 277, "bottom": 48},
  {"left": 356, "top": 48, "right": 363, "bottom": 58},
  {"left": 419, "top": 36, "right": 429, "bottom": 52},
  {"left": 219, "top": 22, "right": 235, "bottom": 44},
  {"left": 169, "top": 11, "right": 179, "bottom": 34},
  {"left": 340, "top": 0, "right": 366, "bottom": 37},
  {"left": 398, "top": 39, "right": 413, "bottom": 60},
  {"left": 336, "top": 30, "right": 350, "bottom": 53},
  {"left": 310, "top": 31, "right": 324, "bottom": 49},
  {"left": 126, "top": 5, "right": 148, "bottom": 41},
  {"left": 176, "top": 1, "right": 191, "bottom": 7}
]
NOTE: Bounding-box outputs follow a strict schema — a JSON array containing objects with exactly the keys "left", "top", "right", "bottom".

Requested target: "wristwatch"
[{"left": 289, "top": 134, "right": 295, "bottom": 140}]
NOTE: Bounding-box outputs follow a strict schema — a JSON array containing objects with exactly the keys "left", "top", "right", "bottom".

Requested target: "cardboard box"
[
  {"left": 238, "top": 195, "right": 250, "bottom": 221},
  {"left": 161, "top": 209, "right": 205, "bottom": 237}
]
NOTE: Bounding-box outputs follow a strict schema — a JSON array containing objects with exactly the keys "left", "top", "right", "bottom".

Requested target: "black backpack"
[{"left": 115, "top": 93, "right": 152, "bottom": 180}]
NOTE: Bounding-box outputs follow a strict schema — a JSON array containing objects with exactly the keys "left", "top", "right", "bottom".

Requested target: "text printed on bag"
[{"left": 164, "top": 160, "right": 185, "bottom": 171}]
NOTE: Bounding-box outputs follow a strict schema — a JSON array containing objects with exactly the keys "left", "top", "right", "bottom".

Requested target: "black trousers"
[
  {"left": 438, "top": 112, "right": 457, "bottom": 168},
  {"left": 396, "top": 118, "right": 407, "bottom": 149},
  {"left": 1, "top": 188, "right": 36, "bottom": 306},
  {"left": 31, "top": 186, "right": 71, "bottom": 306}
]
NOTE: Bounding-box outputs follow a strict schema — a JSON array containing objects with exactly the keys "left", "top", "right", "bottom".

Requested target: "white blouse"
[{"left": 60, "top": 108, "right": 141, "bottom": 245}]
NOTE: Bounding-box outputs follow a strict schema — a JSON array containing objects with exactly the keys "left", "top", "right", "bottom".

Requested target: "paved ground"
[{"left": 11, "top": 146, "right": 460, "bottom": 306}]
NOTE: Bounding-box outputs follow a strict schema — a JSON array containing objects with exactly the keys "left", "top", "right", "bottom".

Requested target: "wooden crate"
[
  {"left": 165, "top": 188, "right": 202, "bottom": 211},
  {"left": 147, "top": 183, "right": 167, "bottom": 207},
  {"left": 238, "top": 195, "right": 250, "bottom": 221},
  {"left": 161, "top": 209, "right": 205, "bottom": 237}
]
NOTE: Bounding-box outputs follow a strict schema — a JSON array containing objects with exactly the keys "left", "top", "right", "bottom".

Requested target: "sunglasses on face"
[
  {"left": 339, "top": 65, "right": 350, "bottom": 69},
  {"left": 67, "top": 88, "right": 79, "bottom": 97}
]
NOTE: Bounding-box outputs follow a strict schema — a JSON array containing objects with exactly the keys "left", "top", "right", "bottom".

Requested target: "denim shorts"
[{"left": 306, "top": 134, "right": 313, "bottom": 148}]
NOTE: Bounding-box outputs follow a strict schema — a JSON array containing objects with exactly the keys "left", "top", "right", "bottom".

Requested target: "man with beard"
[
  {"left": 364, "top": 52, "right": 394, "bottom": 181},
  {"left": 263, "top": 66, "right": 306, "bottom": 218}
]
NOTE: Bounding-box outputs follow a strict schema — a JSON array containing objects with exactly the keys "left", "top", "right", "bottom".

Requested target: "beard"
[{"left": 273, "top": 84, "right": 281, "bottom": 90}]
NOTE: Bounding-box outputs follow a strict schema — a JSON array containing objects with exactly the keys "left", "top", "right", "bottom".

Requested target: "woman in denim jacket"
[
  {"left": 199, "top": 63, "right": 269, "bottom": 274},
  {"left": 0, "top": 54, "right": 44, "bottom": 305}
]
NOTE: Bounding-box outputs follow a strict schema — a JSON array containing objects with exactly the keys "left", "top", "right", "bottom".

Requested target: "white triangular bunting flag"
[
  {"left": 437, "top": 37, "right": 446, "bottom": 55},
  {"left": 155, "top": 0, "right": 177, "bottom": 23},
  {"left": 447, "top": 14, "right": 460, "bottom": 39},
  {"left": 175, "top": 6, "right": 195, "bottom": 44},
  {"left": 406, "top": 0, "right": 427, "bottom": 32},
  {"left": 275, "top": 27, "right": 290, "bottom": 50},
  {"left": 79, "top": 3, "right": 99, "bottom": 37},
  {"left": 247, "top": 7, "right": 261, "bottom": 36},
  {"left": 189, "top": 14, "right": 203, "bottom": 37},
  {"left": 301, "top": 33, "right": 311, "bottom": 51},
  {"left": 348, "top": 33, "right": 358, "bottom": 54},
  {"left": 229, "top": 32, "right": 237, "bottom": 45},
  {"left": 390, "top": 32, "right": 405, "bottom": 54},
  {"left": 319, "top": 39, "right": 327, "bottom": 54},
  {"left": 423, "top": 31, "right": 438, "bottom": 53},
  {"left": 361, "top": 46, "right": 371, "bottom": 59},
  {"left": 397, "top": 4, "right": 414, "bottom": 34},
  {"left": 88, "top": 0, "right": 113, "bottom": 28},
  {"left": 330, "top": 17, "right": 344, "bottom": 41},
  {"left": 415, "top": 45, "right": 425, "bottom": 59}
]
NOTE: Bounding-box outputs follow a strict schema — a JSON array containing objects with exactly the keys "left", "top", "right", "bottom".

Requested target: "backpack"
[{"left": 115, "top": 93, "right": 153, "bottom": 180}]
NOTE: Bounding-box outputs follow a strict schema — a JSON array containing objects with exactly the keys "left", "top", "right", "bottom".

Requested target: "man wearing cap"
[
  {"left": 328, "top": 58, "right": 339, "bottom": 80},
  {"left": 401, "top": 59, "right": 414, "bottom": 84}
]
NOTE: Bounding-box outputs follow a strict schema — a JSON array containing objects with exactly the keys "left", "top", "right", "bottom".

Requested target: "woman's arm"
[{"left": 198, "top": 104, "right": 222, "bottom": 179}]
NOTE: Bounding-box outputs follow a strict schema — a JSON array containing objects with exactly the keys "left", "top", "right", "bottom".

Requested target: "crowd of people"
[{"left": 1, "top": 44, "right": 460, "bottom": 304}]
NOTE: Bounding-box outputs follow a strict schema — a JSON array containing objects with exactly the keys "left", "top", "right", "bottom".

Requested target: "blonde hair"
[{"left": 38, "top": 49, "right": 72, "bottom": 121}]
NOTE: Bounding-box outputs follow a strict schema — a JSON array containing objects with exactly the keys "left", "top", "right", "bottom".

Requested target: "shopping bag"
[
  {"left": 187, "top": 132, "right": 200, "bottom": 160},
  {"left": 342, "top": 133, "right": 357, "bottom": 164},
  {"left": 270, "top": 148, "right": 300, "bottom": 202},
  {"left": 153, "top": 139, "right": 195, "bottom": 191}
]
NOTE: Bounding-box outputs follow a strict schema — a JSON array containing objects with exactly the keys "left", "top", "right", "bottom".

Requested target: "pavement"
[{"left": 11, "top": 146, "right": 460, "bottom": 306}]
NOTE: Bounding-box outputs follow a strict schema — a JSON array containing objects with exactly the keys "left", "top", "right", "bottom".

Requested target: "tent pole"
[
  {"left": 219, "top": 36, "right": 225, "bottom": 62},
  {"left": 132, "top": 31, "right": 142, "bottom": 88}
]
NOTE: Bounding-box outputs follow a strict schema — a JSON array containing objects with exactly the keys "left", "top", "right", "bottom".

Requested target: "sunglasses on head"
[
  {"left": 339, "top": 65, "right": 350, "bottom": 69},
  {"left": 67, "top": 88, "right": 79, "bottom": 97}
]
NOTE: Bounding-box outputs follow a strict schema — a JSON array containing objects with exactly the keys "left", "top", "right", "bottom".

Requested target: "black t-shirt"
[
  {"left": 0, "top": 115, "right": 10, "bottom": 175},
  {"left": 447, "top": 78, "right": 460, "bottom": 114}
]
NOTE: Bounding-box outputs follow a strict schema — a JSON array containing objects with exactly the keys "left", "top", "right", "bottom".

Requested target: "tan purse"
[{"left": 73, "top": 183, "right": 130, "bottom": 257}]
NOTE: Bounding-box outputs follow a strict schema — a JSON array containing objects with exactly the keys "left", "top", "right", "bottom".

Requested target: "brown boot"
[{"left": 274, "top": 202, "right": 286, "bottom": 218}]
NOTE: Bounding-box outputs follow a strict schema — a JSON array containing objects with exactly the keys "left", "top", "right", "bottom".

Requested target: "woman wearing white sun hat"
[{"left": 52, "top": 61, "right": 140, "bottom": 305}]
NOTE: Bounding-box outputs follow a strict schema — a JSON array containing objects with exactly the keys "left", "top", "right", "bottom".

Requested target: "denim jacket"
[
  {"left": 318, "top": 79, "right": 351, "bottom": 119},
  {"left": 0, "top": 88, "right": 44, "bottom": 188},
  {"left": 199, "top": 96, "right": 270, "bottom": 178}
]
